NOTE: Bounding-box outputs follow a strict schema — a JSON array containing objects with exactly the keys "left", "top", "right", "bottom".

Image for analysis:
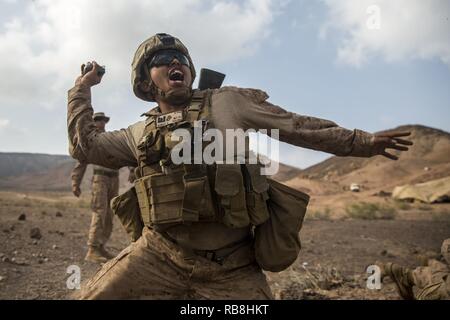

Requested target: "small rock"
[
  {"left": 3, "top": 229, "right": 10, "bottom": 233},
  {"left": 32, "top": 240, "right": 39, "bottom": 245},
  {"left": 10, "top": 225, "right": 15, "bottom": 231},
  {"left": 30, "top": 227, "right": 42, "bottom": 240},
  {"left": 38, "top": 259, "right": 44, "bottom": 264},
  {"left": 11, "top": 258, "right": 29, "bottom": 266},
  {"left": 44, "top": 257, "right": 49, "bottom": 262},
  {"left": 380, "top": 250, "right": 388, "bottom": 256},
  {"left": 0, "top": 276, "right": 5, "bottom": 282},
  {"left": 52, "top": 245, "right": 58, "bottom": 250},
  {"left": 2, "top": 256, "right": 10, "bottom": 263},
  {"left": 13, "top": 250, "right": 18, "bottom": 255},
  {"left": 18, "top": 213, "right": 26, "bottom": 221},
  {"left": 55, "top": 212, "right": 63, "bottom": 217}
]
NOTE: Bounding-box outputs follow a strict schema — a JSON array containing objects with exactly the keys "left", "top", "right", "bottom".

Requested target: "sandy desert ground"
[{"left": 0, "top": 190, "right": 448, "bottom": 300}]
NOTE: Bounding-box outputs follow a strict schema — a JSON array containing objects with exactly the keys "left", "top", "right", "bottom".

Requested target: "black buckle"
[{"left": 198, "top": 250, "right": 224, "bottom": 265}]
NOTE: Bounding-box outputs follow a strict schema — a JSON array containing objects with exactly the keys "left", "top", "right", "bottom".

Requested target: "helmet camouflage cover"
[{"left": 131, "top": 33, "right": 196, "bottom": 102}]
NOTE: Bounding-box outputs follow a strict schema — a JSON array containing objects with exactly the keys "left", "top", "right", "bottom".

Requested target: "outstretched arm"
[
  {"left": 212, "top": 87, "right": 412, "bottom": 159},
  {"left": 68, "top": 62, "right": 138, "bottom": 168}
]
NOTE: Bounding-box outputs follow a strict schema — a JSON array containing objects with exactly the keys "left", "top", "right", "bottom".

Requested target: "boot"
[
  {"left": 99, "top": 245, "right": 115, "bottom": 259},
  {"left": 85, "top": 246, "right": 108, "bottom": 263},
  {"left": 383, "top": 262, "right": 415, "bottom": 300}
]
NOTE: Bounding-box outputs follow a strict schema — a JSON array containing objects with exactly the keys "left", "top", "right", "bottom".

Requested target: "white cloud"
[
  {"left": 0, "top": 0, "right": 279, "bottom": 110},
  {"left": 0, "top": 118, "right": 10, "bottom": 130},
  {"left": 321, "top": 0, "right": 450, "bottom": 68}
]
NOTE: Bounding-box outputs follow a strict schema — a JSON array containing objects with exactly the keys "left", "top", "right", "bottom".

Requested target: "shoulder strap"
[
  {"left": 185, "top": 90, "right": 207, "bottom": 123},
  {"left": 137, "top": 90, "right": 212, "bottom": 176}
]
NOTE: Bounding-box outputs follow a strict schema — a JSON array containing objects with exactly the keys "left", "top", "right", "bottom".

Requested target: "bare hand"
[
  {"left": 72, "top": 186, "right": 81, "bottom": 198},
  {"left": 372, "top": 131, "right": 413, "bottom": 160},
  {"left": 75, "top": 61, "right": 104, "bottom": 87}
]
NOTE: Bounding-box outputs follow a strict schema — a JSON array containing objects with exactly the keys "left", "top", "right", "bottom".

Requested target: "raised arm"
[
  {"left": 68, "top": 62, "right": 139, "bottom": 168},
  {"left": 212, "top": 87, "right": 412, "bottom": 159}
]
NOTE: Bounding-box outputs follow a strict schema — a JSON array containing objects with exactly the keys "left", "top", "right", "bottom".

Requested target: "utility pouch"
[
  {"left": 135, "top": 171, "right": 194, "bottom": 226},
  {"left": 215, "top": 164, "right": 249, "bottom": 228},
  {"left": 254, "top": 178, "right": 310, "bottom": 272},
  {"left": 183, "top": 169, "right": 215, "bottom": 221},
  {"left": 244, "top": 164, "right": 270, "bottom": 226},
  {"left": 111, "top": 187, "right": 144, "bottom": 242},
  {"left": 137, "top": 129, "right": 164, "bottom": 165}
]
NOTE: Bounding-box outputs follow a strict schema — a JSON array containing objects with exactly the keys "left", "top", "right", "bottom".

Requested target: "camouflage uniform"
[
  {"left": 68, "top": 34, "right": 377, "bottom": 300},
  {"left": 382, "top": 239, "right": 450, "bottom": 300},
  {"left": 71, "top": 162, "right": 119, "bottom": 250}
]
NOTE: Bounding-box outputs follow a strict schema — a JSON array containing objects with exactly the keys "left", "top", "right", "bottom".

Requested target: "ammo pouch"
[
  {"left": 215, "top": 164, "right": 249, "bottom": 228},
  {"left": 244, "top": 164, "right": 271, "bottom": 226},
  {"left": 254, "top": 178, "right": 310, "bottom": 272},
  {"left": 111, "top": 187, "right": 144, "bottom": 242},
  {"left": 135, "top": 168, "right": 215, "bottom": 228},
  {"left": 215, "top": 164, "right": 271, "bottom": 228}
]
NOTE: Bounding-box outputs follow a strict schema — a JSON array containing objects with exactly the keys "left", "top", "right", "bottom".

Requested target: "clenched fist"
[{"left": 75, "top": 61, "right": 104, "bottom": 88}]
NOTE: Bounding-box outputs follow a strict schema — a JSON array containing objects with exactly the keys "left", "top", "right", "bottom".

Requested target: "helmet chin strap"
[{"left": 152, "top": 84, "right": 192, "bottom": 107}]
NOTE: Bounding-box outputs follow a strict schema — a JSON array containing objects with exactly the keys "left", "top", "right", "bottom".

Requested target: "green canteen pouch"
[
  {"left": 111, "top": 187, "right": 144, "bottom": 242},
  {"left": 215, "top": 164, "right": 250, "bottom": 228},
  {"left": 254, "top": 178, "right": 310, "bottom": 272}
]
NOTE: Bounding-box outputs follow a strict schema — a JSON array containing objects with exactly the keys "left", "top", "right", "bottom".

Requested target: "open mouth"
[{"left": 168, "top": 68, "right": 185, "bottom": 84}]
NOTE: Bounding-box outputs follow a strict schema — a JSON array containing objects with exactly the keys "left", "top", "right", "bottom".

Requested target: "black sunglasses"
[{"left": 148, "top": 49, "right": 190, "bottom": 68}]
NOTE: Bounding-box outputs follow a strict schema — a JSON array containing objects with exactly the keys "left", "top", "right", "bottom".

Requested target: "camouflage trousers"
[
  {"left": 412, "top": 259, "right": 450, "bottom": 300},
  {"left": 88, "top": 174, "right": 119, "bottom": 247},
  {"left": 78, "top": 227, "right": 273, "bottom": 299}
]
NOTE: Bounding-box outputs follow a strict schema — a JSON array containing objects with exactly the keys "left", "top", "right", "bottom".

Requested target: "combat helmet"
[
  {"left": 131, "top": 33, "right": 196, "bottom": 102},
  {"left": 442, "top": 239, "right": 450, "bottom": 264}
]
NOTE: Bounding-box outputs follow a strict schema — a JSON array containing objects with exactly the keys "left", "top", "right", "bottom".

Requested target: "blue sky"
[{"left": 0, "top": 0, "right": 449, "bottom": 168}]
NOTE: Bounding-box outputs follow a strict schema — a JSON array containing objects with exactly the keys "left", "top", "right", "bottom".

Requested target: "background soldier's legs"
[
  {"left": 88, "top": 177, "right": 109, "bottom": 247},
  {"left": 103, "top": 176, "right": 119, "bottom": 244}
]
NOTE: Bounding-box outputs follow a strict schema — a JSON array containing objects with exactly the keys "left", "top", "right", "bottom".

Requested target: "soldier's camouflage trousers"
[
  {"left": 412, "top": 259, "right": 450, "bottom": 300},
  {"left": 88, "top": 174, "right": 119, "bottom": 247},
  {"left": 78, "top": 227, "right": 273, "bottom": 300}
]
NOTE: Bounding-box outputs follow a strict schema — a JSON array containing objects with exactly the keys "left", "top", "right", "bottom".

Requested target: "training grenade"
[{"left": 82, "top": 62, "right": 106, "bottom": 77}]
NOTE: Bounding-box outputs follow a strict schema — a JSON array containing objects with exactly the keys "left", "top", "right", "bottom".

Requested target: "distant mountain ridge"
[
  {"left": 1, "top": 125, "right": 448, "bottom": 194},
  {"left": 0, "top": 152, "right": 72, "bottom": 179},
  {"left": 284, "top": 125, "right": 450, "bottom": 195},
  {"left": 0, "top": 153, "right": 131, "bottom": 192}
]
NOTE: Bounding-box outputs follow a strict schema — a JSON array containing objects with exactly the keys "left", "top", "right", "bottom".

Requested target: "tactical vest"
[{"left": 133, "top": 90, "right": 271, "bottom": 231}]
